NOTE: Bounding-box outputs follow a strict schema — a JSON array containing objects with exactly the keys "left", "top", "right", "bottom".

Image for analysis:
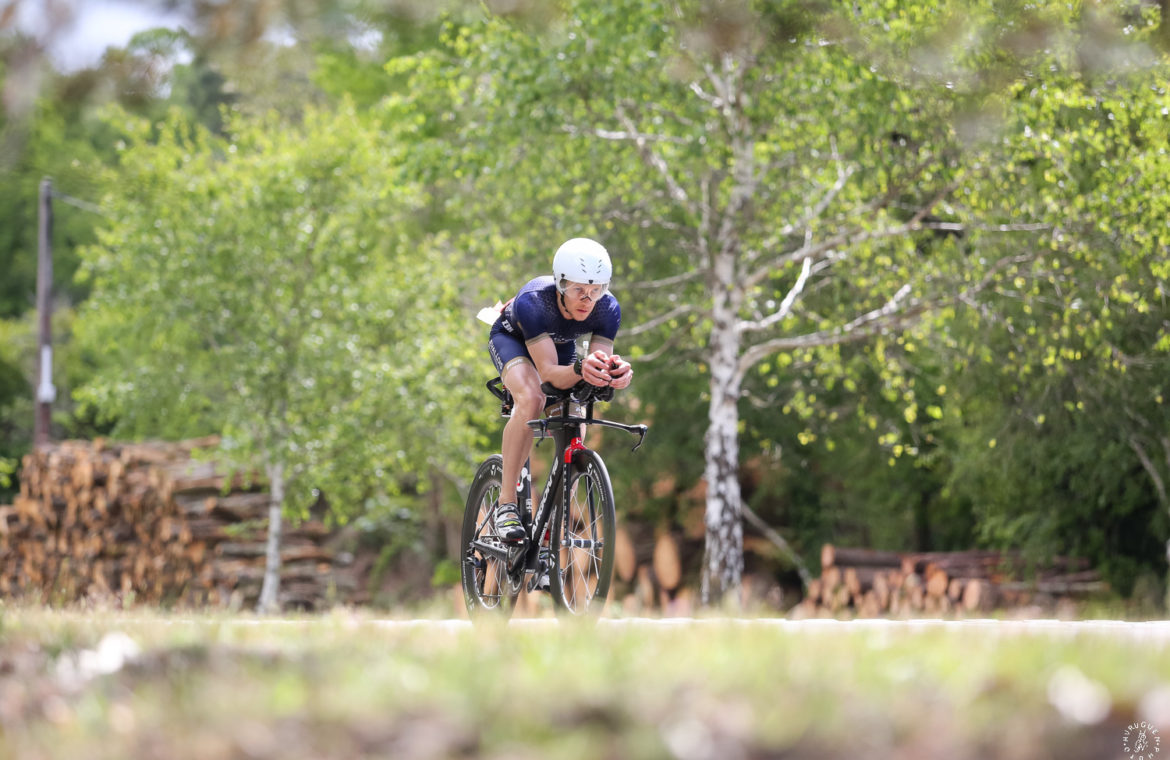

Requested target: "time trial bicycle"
[{"left": 460, "top": 376, "right": 647, "bottom": 620}]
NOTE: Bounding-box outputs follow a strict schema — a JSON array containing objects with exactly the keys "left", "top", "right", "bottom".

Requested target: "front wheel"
[
  {"left": 460, "top": 455, "right": 520, "bottom": 620},
  {"left": 549, "top": 449, "right": 616, "bottom": 618}
]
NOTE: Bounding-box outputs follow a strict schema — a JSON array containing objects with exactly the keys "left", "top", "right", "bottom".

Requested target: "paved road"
[
  {"left": 358, "top": 617, "right": 1170, "bottom": 640},
  {"left": 123, "top": 614, "right": 1170, "bottom": 641}
]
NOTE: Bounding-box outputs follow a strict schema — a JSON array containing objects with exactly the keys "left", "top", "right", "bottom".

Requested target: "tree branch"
[
  {"left": 688, "top": 80, "right": 722, "bottom": 108},
  {"left": 560, "top": 123, "right": 691, "bottom": 145},
  {"left": 738, "top": 255, "right": 812, "bottom": 333},
  {"left": 743, "top": 220, "right": 918, "bottom": 291},
  {"left": 955, "top": 253, "right": 1037, "bottom": 309},
  {"left": 613, "top": 103, "right": 695, "bottom": 213},
  {"left": 624, "top": 303, "right": 697, "bottom": 337},
  {"left": 600, "top": 206, "right": 687, "bottom": 234},
  {"left": 631, "top": 329, "right": 686, "bottom": 363},
  {"left": 742, "top": 503, "right": 812, "bottom": 587},
  {"left": 737, "top": 247, "right": 1040, "bottom": 376},
  {"left": 743, "top": 174, "right": 968, "bottom": 291},
  {"left": 1130, "top": 435, "right": 1169, "bottom": 512},
  {"left": 627, "top": 269, "right": 704, "bottom": 291},
  {"left": 740, "top": 155, "right": 964, "bottom": 289},
  {"left": 921, "top": 221, "right": 1053, "bottom": 233},
  {"left": 742, "top": 143, "right": 855, "bottom": 272},
  {"left": 738, "top": 284, "right": 925, "bottom": 374}
]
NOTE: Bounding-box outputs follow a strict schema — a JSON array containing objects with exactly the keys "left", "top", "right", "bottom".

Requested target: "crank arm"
[{"left": 470, "top": 538, "right": 526, "bottom": 564}]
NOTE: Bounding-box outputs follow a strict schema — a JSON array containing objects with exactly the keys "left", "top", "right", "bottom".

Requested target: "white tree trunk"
[
  {"left": 701, "top": 250, "right": 745, "bottom": 606},
  {"left": 257, "top": 460, "right": 285, "bottom": 614}
]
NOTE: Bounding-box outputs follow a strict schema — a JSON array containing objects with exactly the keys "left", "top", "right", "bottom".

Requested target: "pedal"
[{"left": 527, "top": 548, "right": 552, "bottom": 593}]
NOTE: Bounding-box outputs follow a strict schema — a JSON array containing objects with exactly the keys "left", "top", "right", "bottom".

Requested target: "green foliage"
[
  {"left": 0, "top": 27, "right": 246, "bottom": 492},
  {"left": 430, "top": 558, "right": 461, "bottom": 588},
  {"left": 0, "top": 455, "right": 14, "bottom": 490},
  {"left": 0, "top": 98, "right": 103, "bottom": 320},
  {"left": 0, "top": 318, "right": 34, "bottom": 501},
  {"left": 922, "top": 10, "right": 1170, "bottom": 590},
  {"left": 76, "top": 102, "right": 481, "bottom": 522},
  {"left": 383, "top": 4, "right": 964, "bottom": 482}
]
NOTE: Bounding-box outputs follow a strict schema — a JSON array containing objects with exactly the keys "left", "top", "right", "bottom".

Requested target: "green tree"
[
  {"left": 936, "top": 24, "right": 1170, "bottom": 597},
  {"left": 394, "top": 0, "right": 1084, "bottom": 604},
  {"left": 0, "top": 27, "right": 239, "bottom": 495},
  {"left": 76, "top": 104, "right": 480, "bottom": 611}
]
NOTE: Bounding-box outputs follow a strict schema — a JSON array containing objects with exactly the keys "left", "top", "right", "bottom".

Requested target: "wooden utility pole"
[{"left": 35, "top": 177, "right": 55, "bottom": 449}]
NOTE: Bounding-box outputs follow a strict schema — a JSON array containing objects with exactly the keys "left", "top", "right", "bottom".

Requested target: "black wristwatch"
[{"left": 572, "top": 358, "right": 583, "bottom": 376}]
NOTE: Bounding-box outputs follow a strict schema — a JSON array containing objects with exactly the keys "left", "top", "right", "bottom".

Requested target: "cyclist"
[{"left": 487, "top": 237, "right": 634, "bottom": 543}]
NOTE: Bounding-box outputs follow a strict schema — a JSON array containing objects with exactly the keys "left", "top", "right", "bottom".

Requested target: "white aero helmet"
[{"left": 553, "top": 237, "right": 612, "bottom": 294}]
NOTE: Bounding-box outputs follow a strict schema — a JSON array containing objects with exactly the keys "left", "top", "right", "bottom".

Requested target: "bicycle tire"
[
  {"left": 548, "top": 449, "right": 616, "bottom": 617},
  {"left": 460, "top": 455, "right": 520, "bottom": 619}
]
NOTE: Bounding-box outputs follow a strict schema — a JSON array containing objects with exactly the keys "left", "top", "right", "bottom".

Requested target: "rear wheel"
[
  {"left": 460, "top": 455, "right": 520, "bottom": 619},
  {"left": 549, "top": 450, "right": 616, "bottom": 618}
]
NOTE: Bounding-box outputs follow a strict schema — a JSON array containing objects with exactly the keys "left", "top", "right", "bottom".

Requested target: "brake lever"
[{"left": 630, "top": 425, "right": 648, "bottom": 453}]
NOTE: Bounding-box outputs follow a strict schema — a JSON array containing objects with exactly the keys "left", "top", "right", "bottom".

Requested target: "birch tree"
[
  {"left": 77, "top": 104, "right": 479, "bottom": 611},
  {"left": 399, "top": 0, "right": 1075, "bottom": 603}
]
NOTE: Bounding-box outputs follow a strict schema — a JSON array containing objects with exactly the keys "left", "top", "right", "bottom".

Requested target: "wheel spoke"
[
  {"left": 461, "top": 457, "right": 517, "bottom": 618},
  {"left": 559, "top": 466, "right": 609, "bottom": 613}
]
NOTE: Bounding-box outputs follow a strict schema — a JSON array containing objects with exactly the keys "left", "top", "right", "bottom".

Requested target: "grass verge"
[{"left": 1, "top": 606, "right": 1168, "bottom": 759}]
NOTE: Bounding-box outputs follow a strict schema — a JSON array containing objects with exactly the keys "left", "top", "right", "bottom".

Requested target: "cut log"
[
  {"left": 924, "top": 566, "right": 950, "bottom": 598},
  {"left": 872, "top": 572, "right": 891, "bottom": 609},
  {"left": 806, "top": 578, "right": 823, "bottom": 605},
  {"left": 822, "top": 544, "right": 903, "bottom": 569},
  {"left": 210, "top": 492, "right": 271, "bottom": 521},
  {"left": 635, "top": 565, "right": 656, "bottom": 609},
  {"left": 858, "top": 590, "right": 882, "bottom": 618},
  {"left": 827, "top": 584, "right": 851, "bottom": 612},
  {"left": 961, "top": 578, "right": 997, "bottom": 612},
  {"left": 821, "top": 565, "right": 842, "bottom": 595},
  {"left": 652, "top": 531, "right": 682, "bottom": 591},
  {"left": 614, "top": 526, "right": 636, "bottom": 583}
]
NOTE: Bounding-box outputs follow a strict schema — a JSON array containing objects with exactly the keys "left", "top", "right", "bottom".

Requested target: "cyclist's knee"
[
  {"left": 511, "top": 386, "right": 544, "bottom": 418},
  {"left": 503, "top": 364, "right": 543, "bottom": 417}
]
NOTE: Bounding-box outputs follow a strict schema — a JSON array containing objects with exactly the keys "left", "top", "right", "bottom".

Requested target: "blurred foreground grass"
[{"left": 1, "top": 605, "right": 1169, "bottom": 759}]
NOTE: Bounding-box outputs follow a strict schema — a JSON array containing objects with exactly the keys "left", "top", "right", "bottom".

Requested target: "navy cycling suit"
[{"left": 488, "top": 276, "right": 621, "bottom": 378}]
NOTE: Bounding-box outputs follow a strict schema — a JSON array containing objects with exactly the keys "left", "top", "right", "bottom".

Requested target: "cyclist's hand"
[
  {"left": 608, "top": 355, "right": 633, "bottom": 389},
  {"left": 581, "top": 352, "right": 612, "bottom": 387}
]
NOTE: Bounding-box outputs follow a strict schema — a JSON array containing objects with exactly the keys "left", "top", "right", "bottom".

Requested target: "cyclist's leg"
[
  {"left": 499, "top": 360, "right": 544, "bottom": 513},
  {"left": 489, "top": 331, "right": 542, "bottom": 539}
]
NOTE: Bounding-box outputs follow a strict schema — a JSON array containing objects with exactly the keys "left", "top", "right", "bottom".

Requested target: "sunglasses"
[{"left": 565, "top": 283, "right": 608, "bottom": 301}]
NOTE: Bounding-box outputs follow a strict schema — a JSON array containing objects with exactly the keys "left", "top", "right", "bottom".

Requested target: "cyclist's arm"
[
  {"left": 527, "top": 336, "right": 586, "bottom": 389},
  {"left": 591, "top": 337, "right": 614, "bottom": 356},
  {"left": 589, "top": 337, "right": 633, "bottom": 389}
]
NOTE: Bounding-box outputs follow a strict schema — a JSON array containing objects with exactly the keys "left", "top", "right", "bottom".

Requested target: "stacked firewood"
[
  {"left": 0, "top": 438, "right": 352, "bottom": 610},
  {"left": 793, "top": 543, "right": 1108, "bottom": 618}
]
